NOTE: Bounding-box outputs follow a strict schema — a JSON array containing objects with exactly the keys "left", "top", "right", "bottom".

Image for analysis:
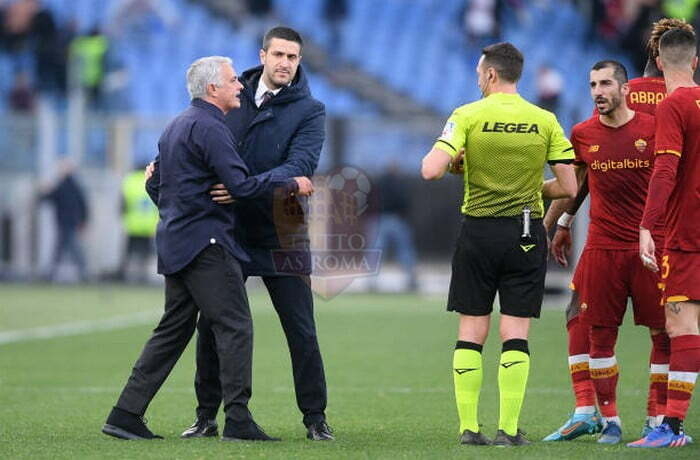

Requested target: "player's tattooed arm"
[{"left": 667, "top": 302, "right": 681, "bottom": 314}]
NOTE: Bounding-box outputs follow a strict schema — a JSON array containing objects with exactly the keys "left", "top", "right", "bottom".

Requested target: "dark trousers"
[
  {"left": 116, "top": 245, "right": 254, "bottom": 425},
  {"left": 195, "top": 275, "right": 327, "bottom": 426},
  {"left": 50, "top": 227, "right": 87, "bottom": 281}
]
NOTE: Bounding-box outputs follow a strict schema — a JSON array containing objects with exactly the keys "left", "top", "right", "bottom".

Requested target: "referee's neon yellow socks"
[
  {"left": 498, "top": 339, "right": 530, "bottom": 436},
  {"left": 453, "top": 341, "right": 483, "bottom": 433}
]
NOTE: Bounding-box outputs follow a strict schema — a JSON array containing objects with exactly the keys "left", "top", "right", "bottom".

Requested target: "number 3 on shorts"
[{"left": 661, "top": 255, "right": 670, "bottom": 280}]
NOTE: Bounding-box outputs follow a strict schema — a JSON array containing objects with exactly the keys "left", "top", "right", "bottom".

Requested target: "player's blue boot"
[
  {"left": 597, "top": 420, "right": 622, "bottom": 444},
  {"left": 627, "top": 423, "right": 694, "bottom": 448},
  {"left": 542, "top": 410, "right": 603, "bottom": 441}
]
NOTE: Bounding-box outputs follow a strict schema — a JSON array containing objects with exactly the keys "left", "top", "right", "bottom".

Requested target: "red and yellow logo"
[
  {"left": 588, "top": 145, "right": 599, "bottom": 153},
  {"left": 634, "top": 138, "right": 647, "bottom": 152}
]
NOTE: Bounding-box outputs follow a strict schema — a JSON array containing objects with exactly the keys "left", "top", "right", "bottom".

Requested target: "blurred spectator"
[
  {"left": 8, "top": 70, "right": 35, "bottom": 111},
  {"left": 31, "top": 0, "right": 68, "bottom": 93},
  {"left": 0, "top": 0, "right": 68, "bottom": 91},
  {"left": 323, "top": 0, "right": 347, "bottom": 55},
  {"left": 117, "top": 166, "right": 158, "bottom": 283},
  {"left": 107, "top": 0, "right": 178, "bottom": 39},
  {"left": 69, "top": 27, "right": 108, "bottom": 106},
  {"left": 0, "top": 0, "right": 35, "bottom": 54},
  {"left": 619, "top": 0, "right": 661, "bottom": 74},
  {"left": 537, "top": 64, "right": 563, "bottom": 114},
  {"left": 244, "top": 0, "right": 275, "bottom": 45},
  {"left": 39, "top": 159, "right": 89, "bottom": 282},
  {"left": 462, "top": 0, "right": 503, "bottom": 47},
  {"left": 372, "top": 162, "right": 417, "bottom": 292}
]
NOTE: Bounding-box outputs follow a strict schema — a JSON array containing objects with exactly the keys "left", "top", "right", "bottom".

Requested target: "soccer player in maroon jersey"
[
  {"left": 542, "top": 60, "right": 667, "bottom": 444},
  {"left": 630, "top": 26, "right": 700, "bottom": 449},
  {"left": 543, "top": 19, "right": 695, "bottom": 443}
]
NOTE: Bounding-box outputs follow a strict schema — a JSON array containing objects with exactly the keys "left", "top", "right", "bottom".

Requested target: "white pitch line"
[{"left": 0, "top": 310, "right": 161, "bottom": 346}]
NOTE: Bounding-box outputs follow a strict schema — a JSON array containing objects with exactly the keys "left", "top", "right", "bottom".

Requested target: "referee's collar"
[{"left": 487, "top": 92, "right": 521, "bottom": 98}]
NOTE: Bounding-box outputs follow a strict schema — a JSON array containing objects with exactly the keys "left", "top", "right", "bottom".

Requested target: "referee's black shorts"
[{"left": 447, "top": 215, "right": 547, "bottom": 318}]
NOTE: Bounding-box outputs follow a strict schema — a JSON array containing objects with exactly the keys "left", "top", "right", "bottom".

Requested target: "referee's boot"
[
  {"left": 180, "top": 416, "right": 218, "bottom": 438},
  {"left": 102, "top": 406, "right": 163, "bottom": 440},
  {"left": 459, "top": 429, "right": 491, "bottom": 445},
  {"left": 307, "top": 421, "right": 334, "bottom": 441},
  {"left": 492, "top": 429, "right": 531, "bottom": 446},
  {"left": 222, "top": 421, "right": 281, "bottom": 442}
]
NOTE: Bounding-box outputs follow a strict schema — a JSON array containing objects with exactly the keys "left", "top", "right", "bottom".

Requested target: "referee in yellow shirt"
[{"left": 421, "top": 42, "right": 577, "bottom": 446}]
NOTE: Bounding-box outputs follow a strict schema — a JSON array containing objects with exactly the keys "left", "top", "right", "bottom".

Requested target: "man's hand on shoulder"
[{"left": 293, "top": 177, "right": 314, "bottom": 196}]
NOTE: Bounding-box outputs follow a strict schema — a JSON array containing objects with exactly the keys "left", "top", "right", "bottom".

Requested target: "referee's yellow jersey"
[{"left": 434, "top": 93, "right": 574, "bottom": 218}]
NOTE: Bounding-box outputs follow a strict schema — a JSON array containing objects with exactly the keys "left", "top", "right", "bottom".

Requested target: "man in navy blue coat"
[
  {"left": 102, "top": 56, "right": 313, "bottom": 441},
  {"left": 178, "top": 27, "right": 334, "bottom": 441}
]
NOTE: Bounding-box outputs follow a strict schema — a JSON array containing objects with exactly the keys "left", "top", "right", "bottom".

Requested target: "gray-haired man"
[{"left": 101, "top": 56, "right": 312, "bottom": 441}]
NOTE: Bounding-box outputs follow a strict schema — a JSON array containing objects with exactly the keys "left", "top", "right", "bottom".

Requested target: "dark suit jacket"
[
  {"left": 226, "top": 65, "right": 325, "bottom": 276},
  {"left": 146, "top": 98, "right": 296, "bottom": 275}
]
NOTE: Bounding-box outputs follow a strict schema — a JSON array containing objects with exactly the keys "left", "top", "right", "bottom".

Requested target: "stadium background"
[{"left": 1, "top": 1, "right": 699, "bottom": 458}]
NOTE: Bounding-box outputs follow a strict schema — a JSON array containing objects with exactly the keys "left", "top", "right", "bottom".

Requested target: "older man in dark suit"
[{"left": 101, "top": 55, "right": 313, "bottom": 442}]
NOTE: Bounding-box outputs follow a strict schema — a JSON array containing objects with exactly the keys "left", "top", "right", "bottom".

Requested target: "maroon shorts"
[
  {"left": 571, "top": 248, "right": 664, "bottom": 329},
  {"left": 661, "top": 249, "right": 700, "bottom": 303}
]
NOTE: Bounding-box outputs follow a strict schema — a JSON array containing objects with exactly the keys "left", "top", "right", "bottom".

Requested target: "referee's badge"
[
  {"left": 441, "top": 121, "right": 455, "bottom": 140},
  {"left": 634, "top": 138, "right": 647, "bottom": 153}
]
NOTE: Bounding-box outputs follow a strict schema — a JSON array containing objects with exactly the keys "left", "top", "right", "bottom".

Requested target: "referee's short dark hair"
[
  {"left": 263, "top": 26, "right": 304, "bottom": 51},
  {"left": 659, "top": 27, "right": 697, "bottom": 66},
  {"left": 481, "top": 42, "right": 524, "bottom": 83},
  {"left": 591, "top": 60, "right": 628, "bottom": 85}
]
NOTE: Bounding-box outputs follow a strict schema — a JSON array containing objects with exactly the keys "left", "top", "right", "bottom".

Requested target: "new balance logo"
[
  {"left": 520, "top": 244, "right": 535, "bottom": 252},
  {"left": 454, "top": 368, "right": 479, "bottom": 374},
  {"left": 501, "top": 361, "right": 525, "bottom": 369}
]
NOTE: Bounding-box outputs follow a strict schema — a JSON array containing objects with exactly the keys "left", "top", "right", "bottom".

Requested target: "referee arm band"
[
  {"left": 435, "top": 139, "right": 457, "bottom": 153},
  {"left": 548, "top": 159, "right": 575, "bottom": 165}
]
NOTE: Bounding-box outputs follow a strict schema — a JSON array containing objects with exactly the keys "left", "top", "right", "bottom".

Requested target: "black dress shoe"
[
  {"left": 181, "top": 417, "right": 218, "bottom": 438},
  {"left": 102, "top": 406, "right": 163, "bottom": 440},
  {"left": 222, "top": 421, "right": 281, "bottom": 441},
  {"left": 307, "top": 421, "right": 334, "bottom": 441}
]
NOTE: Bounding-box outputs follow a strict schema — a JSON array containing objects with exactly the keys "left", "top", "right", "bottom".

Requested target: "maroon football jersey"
[
  {"left": 653, "top": 86, "right": 700, "bottom": 251},
  {"left": 571, "top": 112, "right": 661, "bottom": 249}
]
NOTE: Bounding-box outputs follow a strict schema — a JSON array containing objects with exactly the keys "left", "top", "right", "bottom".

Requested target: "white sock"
[
  {"left": 655, "top": 414, "right": 665, "bottom": 426},
  {"left": 574, "top": 406, "right": 596, "bottom": 415},
  {"left": 604, "top": 416, "right": 621, "bottom": 426}
]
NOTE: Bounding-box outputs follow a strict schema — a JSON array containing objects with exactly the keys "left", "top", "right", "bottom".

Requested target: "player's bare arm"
[
  {"left": 543, "top": 164, "right": 587, "bottom": 230},
  {"left": 544, "top": 166, "right": 588, "bottom": 267}
]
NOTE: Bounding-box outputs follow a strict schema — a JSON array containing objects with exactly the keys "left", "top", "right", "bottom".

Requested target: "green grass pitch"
[{"left": 0, "top": 284, "right": 697, "bottom": 459}]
